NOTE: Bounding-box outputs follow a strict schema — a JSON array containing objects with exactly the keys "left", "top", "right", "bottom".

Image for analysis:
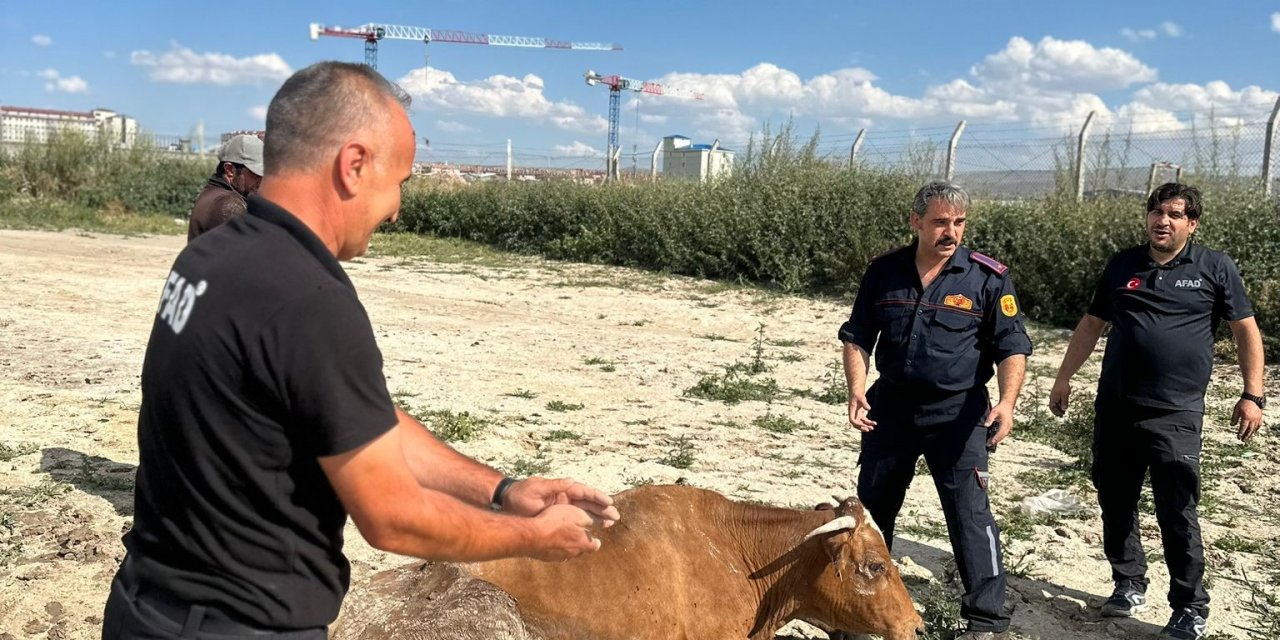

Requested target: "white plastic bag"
[{"left": 1020, "top": 488, "right": 1085, "bottom": 517}]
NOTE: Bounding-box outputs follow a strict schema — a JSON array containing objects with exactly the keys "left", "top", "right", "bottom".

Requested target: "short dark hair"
[
  {"left": 264, "top": 61, "right": 412, "bottom": 175},
  {"left": 1147, "top": 182, "right": 1202, "bottom": 220},
  {"left": 211, "top": 162, "right": 247, "bottom": 180}
]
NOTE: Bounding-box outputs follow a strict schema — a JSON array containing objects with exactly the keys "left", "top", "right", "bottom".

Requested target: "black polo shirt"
[
  {"left": 125, "top": 194, "right": 398, "bottom": 629},
  {"left": 1088, "top": 241, "right": 1253, "bottom": 413},
  {"left": 839, "top": 242, "right": 1033, "bottom": 426}
]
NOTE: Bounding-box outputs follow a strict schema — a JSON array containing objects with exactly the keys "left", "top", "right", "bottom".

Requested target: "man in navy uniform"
[
  {"left": 839, "top": 180, "right": 1031, "bottom": 640},
  {"left": 1049, "top": 182, "right": 1264, "bottom": 640}
]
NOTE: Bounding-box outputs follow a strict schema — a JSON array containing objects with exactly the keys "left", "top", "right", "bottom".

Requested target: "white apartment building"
[{"left": 0, "top": 105, "right": 139, "bottom": 148}]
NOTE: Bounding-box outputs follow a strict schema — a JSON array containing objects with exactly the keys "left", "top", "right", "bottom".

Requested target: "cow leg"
[
  {"left": 923, "top": 423, "right": 1009, "bottom": 634},
  {"left": 855, "top": 419, "right": 919, "bottom": 551}
]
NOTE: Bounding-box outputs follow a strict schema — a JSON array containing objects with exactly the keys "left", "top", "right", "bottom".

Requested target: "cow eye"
[{"left": 868, "top": 561, "right": 886, "bottom": 576}]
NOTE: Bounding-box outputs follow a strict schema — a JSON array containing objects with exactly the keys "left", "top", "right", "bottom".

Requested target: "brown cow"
[{"left": 334, "top": 484, "right": 922, "bottom": 640}]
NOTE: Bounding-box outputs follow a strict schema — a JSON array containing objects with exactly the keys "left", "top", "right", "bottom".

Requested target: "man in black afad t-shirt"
[
  {"left": 1049, "top": 183, "right": 1265, "bottom": 640},
  {"left": 103, "top": 61, "right": 620, "bottom": 640}
]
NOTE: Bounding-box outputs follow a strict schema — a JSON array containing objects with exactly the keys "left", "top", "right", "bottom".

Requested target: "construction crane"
[
  {"left": 584, "top": 70, "right": 704, "bottom": 180},
  {"left": 309, "top": 22, "right": 622, "bottom": 70}
]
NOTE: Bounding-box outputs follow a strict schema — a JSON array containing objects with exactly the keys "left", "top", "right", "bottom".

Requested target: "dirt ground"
[{"left": 0, "top": 229, "right": 1276, "bottom": 640}]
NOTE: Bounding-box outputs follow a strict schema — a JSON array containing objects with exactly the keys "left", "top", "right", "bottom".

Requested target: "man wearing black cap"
[
  {"left": 839, "top": 180, "right": 1032, "bottom": 640},
  {"left": 1049, "top": 182, "right": 1265, "bottom": 640},
  {"left": 187, "top": 134, "right": 264, "bottom": 241}
]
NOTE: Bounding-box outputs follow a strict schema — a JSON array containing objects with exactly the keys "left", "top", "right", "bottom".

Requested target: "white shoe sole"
[{"left": 1100, "top": 601, "right": 1148, "bottom": 617}]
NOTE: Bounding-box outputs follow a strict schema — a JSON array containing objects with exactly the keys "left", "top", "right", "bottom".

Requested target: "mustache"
[{"left": 935, "top": 237, "right": 957, "bottom": 247}]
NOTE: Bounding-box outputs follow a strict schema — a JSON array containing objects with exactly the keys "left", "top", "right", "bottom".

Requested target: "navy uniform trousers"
[{"left": 858, "top": 413, "right": 1008, "bottom": 633}]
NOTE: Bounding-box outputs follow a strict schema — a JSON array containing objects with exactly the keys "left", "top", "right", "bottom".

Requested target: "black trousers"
[
  {"left": 857, "top": 418, "right": 1008, "bottom": 633},
  {"left": 102, "top": 556, "right": 327, "bottom": 640},
  {"left": 1092, "top": 402, "right": 1209, "bottom": 617}
]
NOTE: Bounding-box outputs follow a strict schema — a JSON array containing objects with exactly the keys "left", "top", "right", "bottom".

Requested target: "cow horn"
[{"left": 803, "top": 515, "right": 858, "bottom": 541}]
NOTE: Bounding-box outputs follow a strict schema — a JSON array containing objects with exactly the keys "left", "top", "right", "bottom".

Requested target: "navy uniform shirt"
[
  {"left": 1088, "top": 241, "right": 1253, "bottom": 413},
  {"left": 839, "top": 241, "right": 1033, "bottom": 426}
]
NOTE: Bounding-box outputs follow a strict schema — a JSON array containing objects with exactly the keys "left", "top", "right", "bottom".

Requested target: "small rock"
[
  {"left": 1040, "top": 589, "right": 1056, "bottom": 600},
  {"left": 1053, "top": 526, "right": 1075, "bottom": 539},
  {"left": 45, "top": 601, "right": 64, "bottom": 619}
]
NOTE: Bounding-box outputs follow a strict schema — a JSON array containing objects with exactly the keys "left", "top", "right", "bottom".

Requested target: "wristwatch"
[
  {"left": 1241, "top": 392, "right": 1267, "bottom": 410},
  {"left": 490, "top": 476, "right": 519, "bottom": 511}
]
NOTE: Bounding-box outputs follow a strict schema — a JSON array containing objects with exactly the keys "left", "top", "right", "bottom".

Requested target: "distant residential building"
[
  {"left": 662, "top": 134, "right": 734, "bottom": 181},
  {"left": 0, "top": 105, "right": 138, "bottom": 147}
]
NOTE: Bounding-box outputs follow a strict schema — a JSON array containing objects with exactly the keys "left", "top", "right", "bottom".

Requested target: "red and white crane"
[
  {"left": 584, "top": 70, "right": 704, "bottom": 180},
  {"left": 309, "top": 22, "right": 622, "bottom": 70}
]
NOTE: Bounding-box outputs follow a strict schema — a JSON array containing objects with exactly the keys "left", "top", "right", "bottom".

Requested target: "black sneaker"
[
  {"left": 1100, "top": 581, "right": 1148, "bottom": 617},
  {"left": 1161, "top": 607, "right": 1208, "bottom": 639}
]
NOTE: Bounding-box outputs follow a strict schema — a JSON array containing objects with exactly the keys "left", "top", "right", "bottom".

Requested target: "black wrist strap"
[
  {"left": 1241, "top": 392, "right": 1265, "bottom": 409},
  {"left": 490, "top": 476, "right": 518, "bottom": 511}
]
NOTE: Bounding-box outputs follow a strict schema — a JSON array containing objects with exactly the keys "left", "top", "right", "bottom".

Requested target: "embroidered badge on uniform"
[
  {"left": 943, "top": 294, "right": 974, "bottom": 310},
  {"left": 1126, "top": 277, "right": 1141, "bottom": 290},
  {"left": 999, "top": 294, "right": 1018, "bottom": 317},
  {"left": 975, "top": 469, "right": 990, "bottom": 492}
]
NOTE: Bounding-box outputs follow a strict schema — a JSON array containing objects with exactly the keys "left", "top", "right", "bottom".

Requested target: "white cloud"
[
  {"left": 396, "top": 66, "right": 607, "bottom": 134},
  {"left": 130, "top": 43, "right": 291, "bottom": 85},
  {"left": 38, "top": 69, "right": 88, "bottom": 94},
  {"left": 1129, "top": 81, "right": 1278, "bottom": 114},
  {"left": 638, "top": 112, "right": 668, "bottom": 125},
  {"left": 248, "top": 105, "right": 268, "bottom": 120},
  {"left": 1272, "top": 12, "right": 1280, "bottom": 34},
  {"left": 31, "top": 34, "right": 52, "bottom": 47},
  {"left": 1120, "top": 28, "right": 1157, "bottom": 42},
  {"left": 554, "top": 141, "right": 604, "bottom": 157},
  {"left": 1121, "top": 22, "right": 1182, "bottom": 42},
  {"left": 971, "top": 36, "right": 1156, "bottom": 93}
]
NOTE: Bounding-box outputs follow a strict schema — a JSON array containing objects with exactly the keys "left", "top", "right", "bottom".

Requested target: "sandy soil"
[{"left": 0, "top": 229, "right": 1276, "bottom": 640}]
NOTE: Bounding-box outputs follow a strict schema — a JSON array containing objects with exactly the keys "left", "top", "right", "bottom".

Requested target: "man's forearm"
[
  {"left": 398, "top": 408, "right": 504, "bottom": 507},
  {"left": 1056, "top": 316, "right": 1106, "bottom": 382},
  {"left": 1233, "top": 319, "right": 1265, "bottom": 396},
  {"left": 843, "top": 342, "right": 870, "bottom": 395},
  {"left": 996, "top": 354, "right": 1027, "bottom": 406}
]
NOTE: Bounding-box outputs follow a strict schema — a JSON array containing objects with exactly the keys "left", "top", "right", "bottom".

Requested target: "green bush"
[
  {"left": 396, "top": 157, "right": 1278, "bottom": 340},
  {"left": 0, "top": 129, "right": 211, "bottom": 217}
]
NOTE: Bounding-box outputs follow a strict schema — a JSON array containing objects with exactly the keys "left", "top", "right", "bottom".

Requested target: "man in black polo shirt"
[
  {"left": 103, "top": 61, "right": 620, "bottom": 639},
  {"left": 1049, "top": 183, "right": 1265, "bottom": 640},
  {"left": 839, "top": 180, "right": 1032, "bottom": 640}
]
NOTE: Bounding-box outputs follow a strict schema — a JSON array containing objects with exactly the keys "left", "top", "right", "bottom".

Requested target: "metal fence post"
[
  {"left": 849, "top": 128, "right": 866, "bottom": 167},
  {"left": 945, "top": 121, "right": 965, "bottom": 181},
  {"left": 1264, "top": 96, "right": 1280, "bottom": 197},
  {"left": 1075, "top": 111, "right": 1096, "bottom": 202}
]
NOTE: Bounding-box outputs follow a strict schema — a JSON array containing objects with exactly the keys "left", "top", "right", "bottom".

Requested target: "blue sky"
[{"left": 2, "top": 1, "right": 1279, "bottom": 170}]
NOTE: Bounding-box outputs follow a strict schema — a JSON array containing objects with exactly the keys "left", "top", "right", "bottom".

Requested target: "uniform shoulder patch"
[{"left": 970, "top": 251, "right": 1009, "bottom": 276}]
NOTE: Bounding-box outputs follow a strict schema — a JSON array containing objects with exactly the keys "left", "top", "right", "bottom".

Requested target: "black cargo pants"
[
  {"left": 1092, "top": 402, "right": 1210, "bottom": 617},
  {"left": 857, "top": 418, "right": 1008, "bottom": 633}
]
